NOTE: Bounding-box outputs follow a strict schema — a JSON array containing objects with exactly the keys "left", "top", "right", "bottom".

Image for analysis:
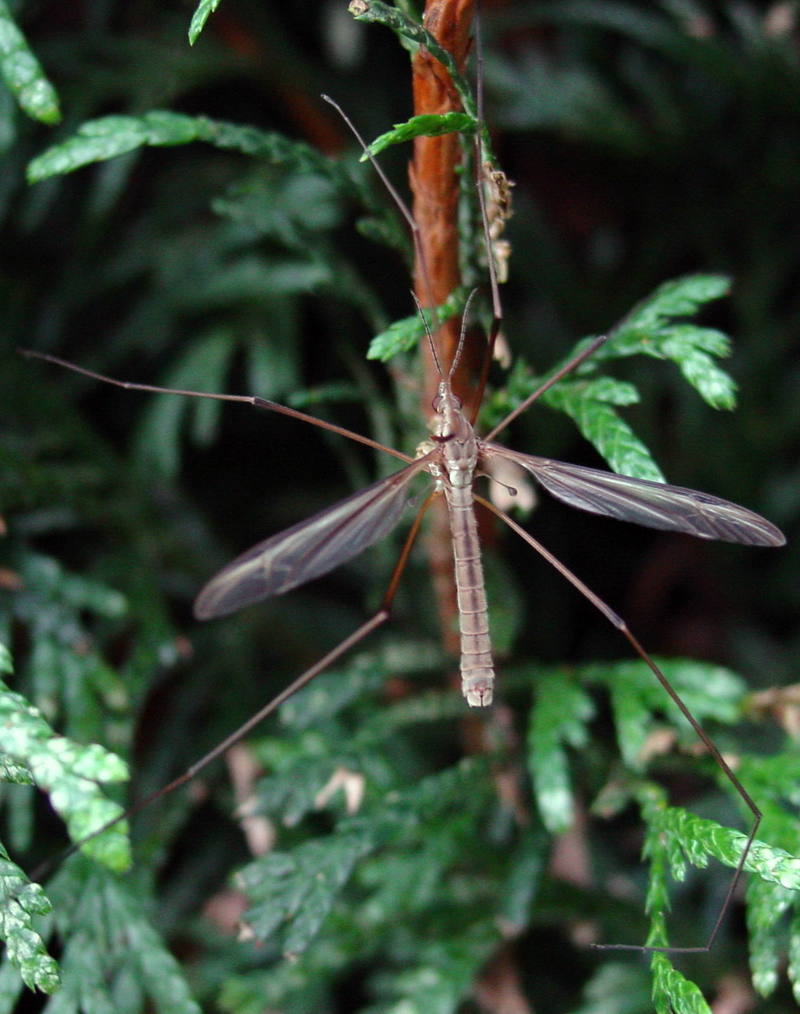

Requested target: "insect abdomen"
[{"left": 447, "top": 484, "right": 494, "bottom": 706}]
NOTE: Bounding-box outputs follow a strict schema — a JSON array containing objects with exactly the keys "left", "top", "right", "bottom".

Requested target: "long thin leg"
[
  {"left": 320, "top": 94, "right": 438, "bottom": 324},
  {"left": 19, "top": 349, "right": 414, "bottom": 464},
  {"left": 475, "top": 493, "right": 761, "bottom": 954},
  {"left": 470, "top": 8, "right": 503, "bottom": 421},
  {"left": 25, "top": 490, "right": 441, "bottom": 888}
]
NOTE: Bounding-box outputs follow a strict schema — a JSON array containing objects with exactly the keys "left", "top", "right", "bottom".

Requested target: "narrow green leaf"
[
  {"left": 28, "top": 113, "right": 346, "bottom": 187},
  {"left": 747, "top": 877, "right": 787, "bottom": 996},
  {"left": 498, "top": 829, "right": 548, "bottom": 931},
  {"left": 605, "top": 667, "right": 656, "bottom": 770},
  {"left": 363, "top": 112, "right": 476, "bottom": 159},
  {"left": 366, "top": 289, "right": 465, "bottom": 361},
  {"left": 252, "top": 752, "right": 349, "bottom": 828},
  {"left": 188, "top": 0, "right": 221, "bottom": 45},
  {"left": 528, "top": 669, "right": 594, "bottom": 833},
  {"left": 731, "top": 752, "right": 800, "bottom": 810},
  {"left": 572, "top": 963, "right": 653, "bottom": 1014},
  {"left": 0, "top": 0, "right": 60, "bottom": 124},
  {"left": 133, "top": 328, "right": 236, "bottom": 477},
  {"left": 27, "top": 112, "right": 193, "bottom": 181},
  {"left": 367, "top": 311, "right": 427, "bottom": 360},
  {"left": 113, "top": 889, "right": 202, "bottom": 1014},
  {"left": 787, "top": 907, "right": 800, "bottom": 1004}
]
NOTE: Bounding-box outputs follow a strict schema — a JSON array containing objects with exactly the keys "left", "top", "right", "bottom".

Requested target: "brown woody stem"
[{"left": 411, "top": 0, "right": 476, "bottom": 666}]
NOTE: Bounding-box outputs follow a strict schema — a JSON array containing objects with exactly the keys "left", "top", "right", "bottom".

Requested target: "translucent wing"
[
  {"left": 484, "top": 444, "right": 785, "bottom": 547},
  {"left": 195, "top": 458, "right": 431, "bottom": 619}
]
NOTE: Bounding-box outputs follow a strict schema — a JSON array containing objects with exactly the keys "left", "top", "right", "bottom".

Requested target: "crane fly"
[
  {"left": 19, "top": 24, "right": 786, "bottom": 961},
  {"left": 24, "top": 334, "right": 785, "bottom": 712}
]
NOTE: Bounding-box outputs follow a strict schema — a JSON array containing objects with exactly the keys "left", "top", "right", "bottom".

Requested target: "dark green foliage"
[
  {"left": 0, "top": 0, "right": 59, "bottom": 125},
  {"left": 0, "top": 2, "right": 797, "bottom": 1012}
]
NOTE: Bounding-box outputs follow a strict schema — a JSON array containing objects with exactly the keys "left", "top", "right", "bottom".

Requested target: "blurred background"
[{"left": 1, "top": 1, "right": 798, "bottom": 1011}]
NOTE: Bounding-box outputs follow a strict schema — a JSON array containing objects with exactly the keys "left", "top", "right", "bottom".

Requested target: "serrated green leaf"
[
  {"left": 277, "top": 653, "right": 389, "bottom": 730},
  {"left": 584, "top": 658, "right": 746, "bottom": 763},
  {"left": 606, "top": 670, "right": 656, "bottom": 770},
  {"left": 0, "top": 845, "right": 58, "bottom": 994},
  {"left": 41, "top": 864, "right": 202, "bottom": 1014},
  {"left": 0, "top": 0, "right": 59, "bottom": 125},
  {"left": 660, "top": 328, "right": 736, "bottom": 409},
  {"left": 597, "top": 275, "right": 738, "bottom": 411},
  {"left": 367, "top": 312, "right": 426, "bottom": 360},
  {"left": 651, "top": 953, "right": 712, "bottom": 1014},
  {"left": 241, "top": 832, "right": 372, "bottom": 952},
  {"left": 640, "top": 791, "right": 673, "bottom": 935},
  {"left": 254, "top": 752, "right": 347, "bottom": 827},
  {"left": 734, "top": 752, "right": 800, "bottom": 810},
  {"left": 543, "top": 378, "right": 665, "bottom": 480},
  {"left": 188, "top": 0, "right": 221, "bottom": 45},
  {"left": 633, "top": 780, "right": 797, "bottom": 989},
  {"left": 0, "top": 758, "right": 32, "bottom": 784},
  {"left": 238, "top": 757, "right": 489, "bottom": 956},
  {"left": 612, "top": 275, "right": 731, "bottom": 339},
  {"left": 363, "top": 112, "right": 476, "bottom": 159},
  {"left": 0, "top": 681, "right": 130, "bottom": 871},
  {"left": 641, "top": 788, "right": 800, "bottom": 949},
  {"left": 28, "top": 112, "right": 195, "bottom": 181}
]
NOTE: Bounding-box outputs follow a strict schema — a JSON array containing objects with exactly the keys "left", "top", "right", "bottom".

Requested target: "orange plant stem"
[{"left": 410, "top": 0, "right": 476, "bottom": 665}]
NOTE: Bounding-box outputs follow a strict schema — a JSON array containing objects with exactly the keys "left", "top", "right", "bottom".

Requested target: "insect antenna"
[
  {"left": 410, "top": 287, "right": 479, "bottom": 385},
  {"left": 447, "top": 288, "right": 479, "bottom": 384}
]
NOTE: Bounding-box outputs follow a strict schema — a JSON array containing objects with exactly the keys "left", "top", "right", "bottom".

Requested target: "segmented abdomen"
[{"left": 446, "top": 483, "right": 494, "bottom": 707}]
